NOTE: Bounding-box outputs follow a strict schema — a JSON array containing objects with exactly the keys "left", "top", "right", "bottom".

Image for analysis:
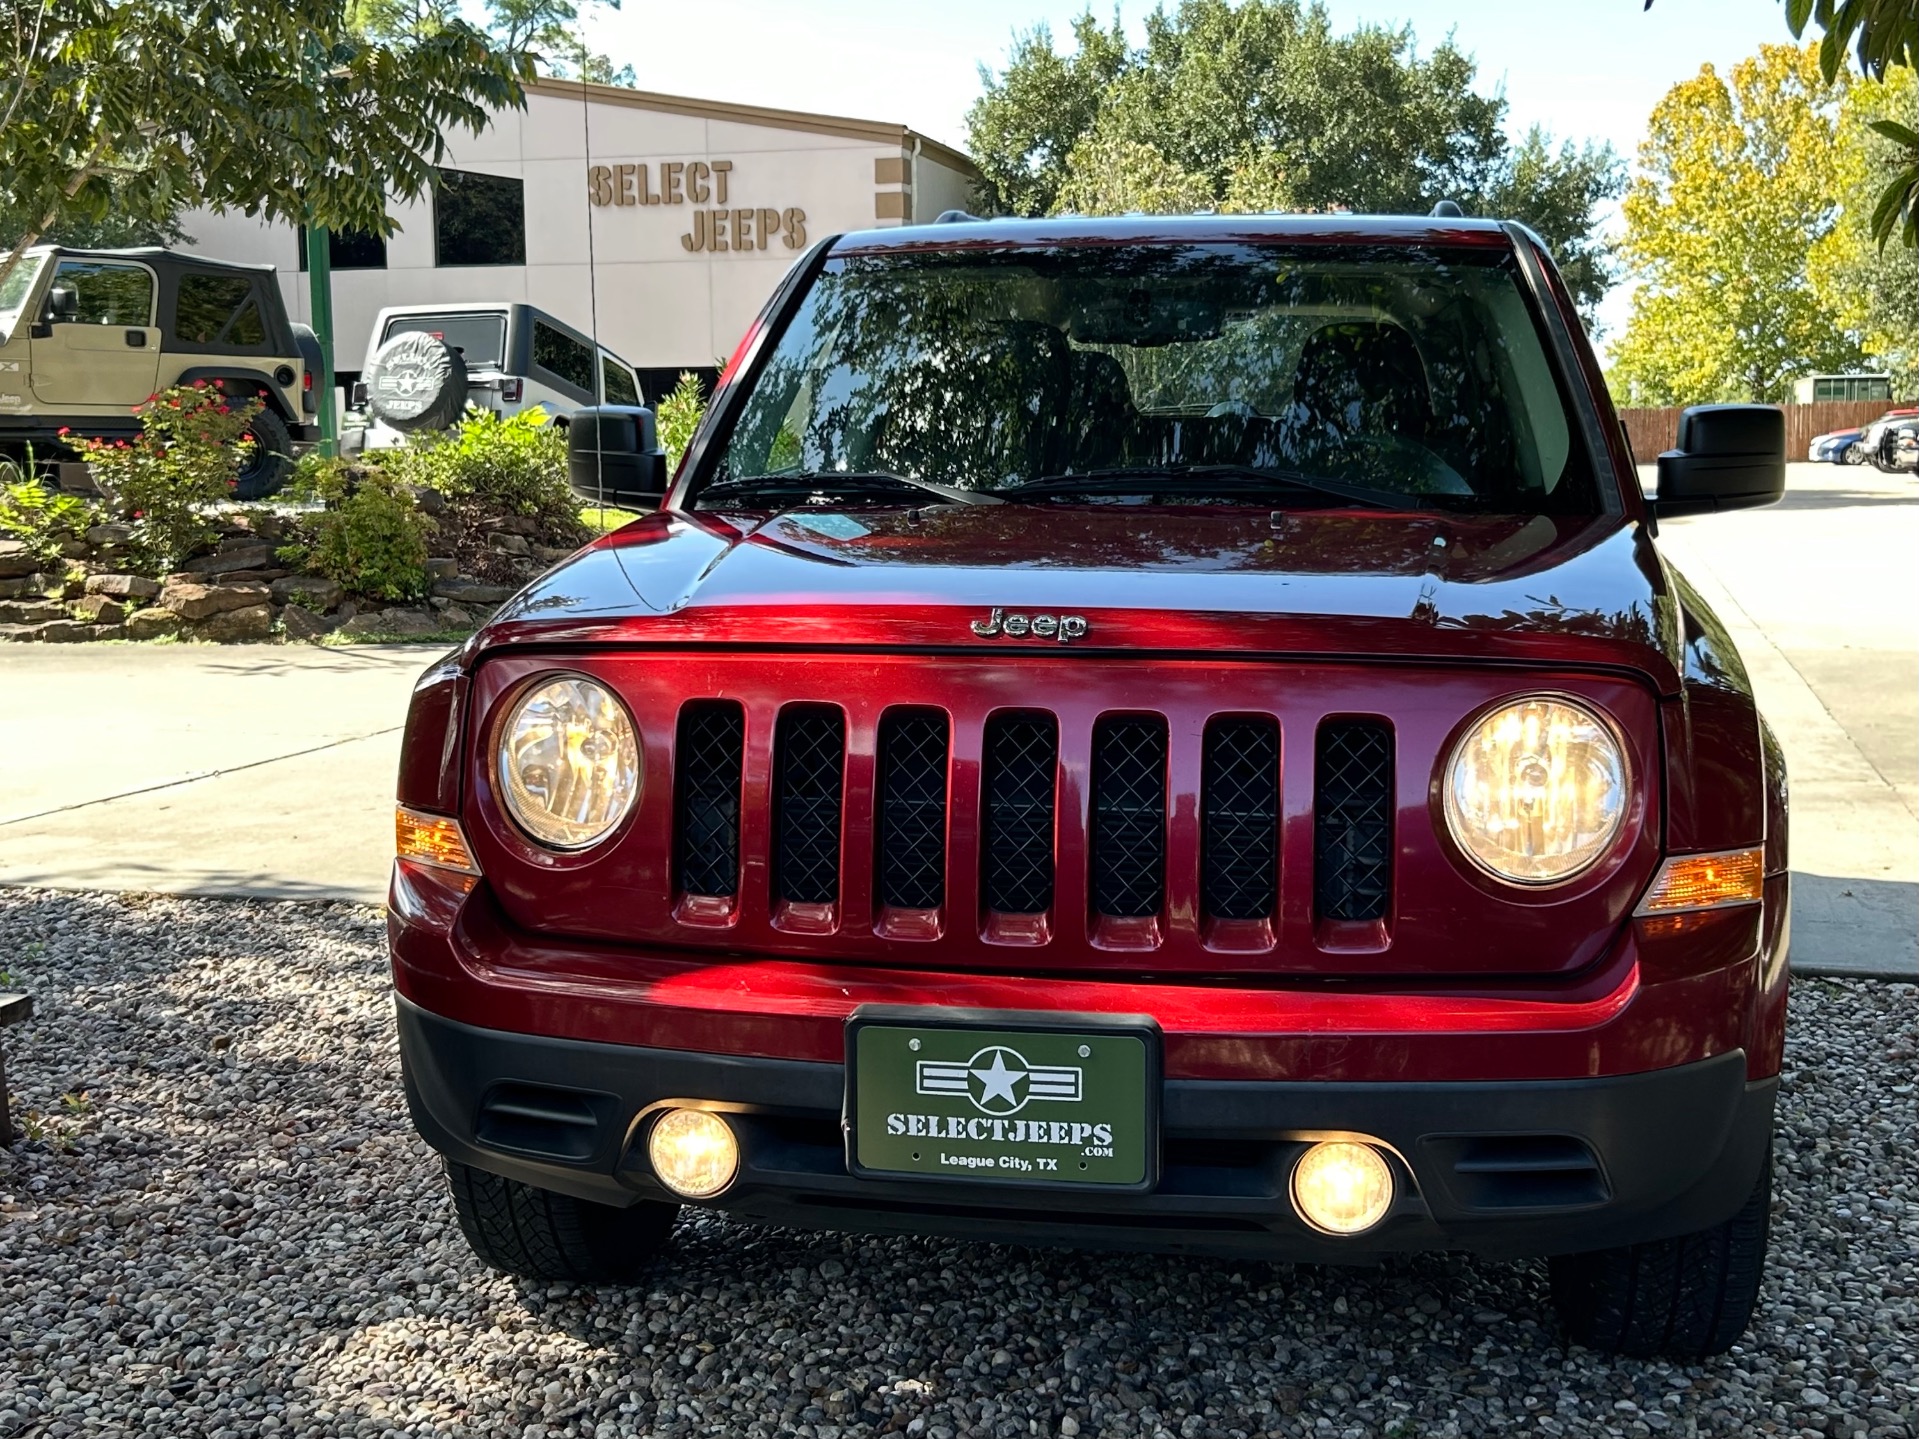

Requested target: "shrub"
[
  {"left": 305, "top": 469, "right": 433, "bottom": 603},
  {"left": 389, "top": 407, "right": 582, "bottom": 534},
  {"left": 72, "top": 383, "right": 262, "bottom": 574},
  {"left": 656, "top": 371, "right": 708, "bottom": 472},
  {"left": 0, "top": 477, "right": 97, "bottom": 566}
]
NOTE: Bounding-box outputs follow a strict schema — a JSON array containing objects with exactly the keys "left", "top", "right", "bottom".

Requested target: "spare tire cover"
[{"left": 365, "top": 331, "right": 468, "bottom": 432}]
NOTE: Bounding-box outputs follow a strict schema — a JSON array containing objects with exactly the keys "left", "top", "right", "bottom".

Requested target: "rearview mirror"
[
  {"left": 44, "top": 284, "right": 79, "bottom": 323},
  {"left": 1653, "top": 404, "right": 1785, "bottom": 518},
  {"left": 567, "top": 406, "right": 668, "bottom": 509}
]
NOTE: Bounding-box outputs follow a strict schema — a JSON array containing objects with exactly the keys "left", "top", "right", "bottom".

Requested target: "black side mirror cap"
[
  {"left": 1651, "top": 404, "right": 1786, "bottom": 519},
  {"left": 44, "top": 284, "right": 79, "bottom": 323},
  {"left": 566, "top": 405, "right": 668, "bottom": 509}
]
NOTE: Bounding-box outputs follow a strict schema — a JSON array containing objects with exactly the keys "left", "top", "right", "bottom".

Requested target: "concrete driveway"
[{"left": 0, "top": 463, "right": 1911, "bottom": 975}]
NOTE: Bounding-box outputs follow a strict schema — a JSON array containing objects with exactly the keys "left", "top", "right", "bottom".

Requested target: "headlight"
[
  {"left": 497, "top": 676, "right": 639, "bottom": 849},
  {"left": 1443, "top": 696, "right": 1628, "bottom": 884}
]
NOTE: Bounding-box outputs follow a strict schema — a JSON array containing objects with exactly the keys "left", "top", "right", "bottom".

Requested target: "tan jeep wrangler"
[{"left": 0, "top": 246, "right": 322, "bottom": 498}]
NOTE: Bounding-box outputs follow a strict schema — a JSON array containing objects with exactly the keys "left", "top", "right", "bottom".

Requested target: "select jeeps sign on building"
[{"left": 178, "top": 78, "right": 976, "bottom": 395}]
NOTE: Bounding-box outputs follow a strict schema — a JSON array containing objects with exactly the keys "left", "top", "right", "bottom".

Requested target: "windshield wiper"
[
  {"left": 697, "top": 470, "right": 1002, "bottom": 507},
  {"left": 999, "top": 465, "right": 1419, "bottom": 510}
]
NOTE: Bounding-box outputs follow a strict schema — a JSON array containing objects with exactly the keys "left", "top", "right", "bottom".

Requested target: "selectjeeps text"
[{"left": 389, "top": 214, "right": 1790, "bottom": 1358}]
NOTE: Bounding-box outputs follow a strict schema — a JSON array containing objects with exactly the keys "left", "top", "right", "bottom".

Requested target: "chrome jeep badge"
[{"left": 970, "top": 607, "right": 1089, "bottom": 642}]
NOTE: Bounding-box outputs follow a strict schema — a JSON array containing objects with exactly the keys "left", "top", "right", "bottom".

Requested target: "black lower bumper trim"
[{"left": 396, "top": 995, "right": 1775, "bottom": 1263}]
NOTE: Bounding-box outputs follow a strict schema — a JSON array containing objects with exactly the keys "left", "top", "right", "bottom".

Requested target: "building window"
[
  {"left": 435, "top": 169, "right": 526, "bottom": 267},
  {"left": 533, "top": 320, "right": 594, "bottom": 394},
  {"left": 297, "top": 227, "right": 388, "bottom": 271}
]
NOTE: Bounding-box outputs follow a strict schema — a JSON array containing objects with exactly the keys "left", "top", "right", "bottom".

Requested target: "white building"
[{"left": 183, "top": 77, "right": 977, "bottom": 398}]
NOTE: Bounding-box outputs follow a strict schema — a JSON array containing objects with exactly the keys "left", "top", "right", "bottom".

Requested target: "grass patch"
[
  {"left": 580, "top": 505, "right": 648, "bottom": 534},
  {"left": 319, "top": 628, "right": 476, "bottom": 648}
]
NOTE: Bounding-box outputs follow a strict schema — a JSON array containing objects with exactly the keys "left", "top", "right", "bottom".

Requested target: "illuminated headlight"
[
  {"left": 496, "top": 675, "right": 639, "bottom": 849},
  {"left": 1443, "top": 696, "right": 1628, "bottom": 885}
]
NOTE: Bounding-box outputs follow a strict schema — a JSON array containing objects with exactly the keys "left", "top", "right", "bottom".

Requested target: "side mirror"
[
  {"left": 1653, "top": 404, "right": 1785, "bottom": 518},
  {"left": 44, "top": 284, "right": 79, "bottom": 323},
  {"left": 566, "top": 405, "right": 668, "bottom": 509}
]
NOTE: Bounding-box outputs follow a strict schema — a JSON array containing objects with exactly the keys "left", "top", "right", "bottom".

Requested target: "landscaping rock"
[
  {"left": 159, "top": 579, "right": 270, "bottom": 621},
  {"left": 182, "top": 542, "right": 274, "bottom": 577},
  {"left": 69, "top": 595, "right": 130, "bottom": 625},
  {"left": 431, "top": 577, "right": 514, "bottom": 605},
  {"left": 83, "top": 521, "right": 135, "bottom": 548},
  {"left": 279, "top": 603, "right": 333, "bottom": 642},
  {"left": 124, "top": 606, "right": 181, "bottom": 641},
  {"left": 0, "top": 539, "right": 38, "bottom": 578},
  {"left": 336, "top": 607, "right": 439, "bottom": 640},
  {"left": 83, "top": 573, "right": 161, "bottom": 601},
  {"left": 28, "top": 619, "right": 97, "bottom": 642},
  {"left": 533, "top": 543, "right": 579, "bottom": 563},
  {"left": 0, "top": 624, "right": 40, "bottom": 643},
  {"left": 425, "top": 556, "right": 460, "bottom": 580},
  {"left": 193, "top": 603, "right": 273, "bottom": 643},
  {"left": 269, "top": 574, "right": 344, "bottom": 611},
  {"left": 437, "top": 605, "right": 475, "bottom": 628},
  {"left": 487, "top": 532, "right": 532, "bottom": 557},
  {"left": 0, "top": 599, "right": 66, "bottom": 624},
  {"left": 413, "top": 486, "right": 449, "bottom": 516},
  {"left": 0, "top": 577, "right": 34, "bottom": 598}
]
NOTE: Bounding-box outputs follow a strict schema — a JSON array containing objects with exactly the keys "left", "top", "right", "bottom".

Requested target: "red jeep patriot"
[{"left": 389, "top": 215, "right": 1790, "bottom": 1358}]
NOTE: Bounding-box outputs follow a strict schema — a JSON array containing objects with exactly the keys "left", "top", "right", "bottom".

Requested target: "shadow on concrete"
[
  {"left": 191, "top": 645, "right": 449, "bottom": 678},
  {"left": 1773, "top": 488, "right": 1919, "bottom": 512},
  {"left": 1791, "top": 871, "right": 1918, "bottom": 980},
  {"left": 0, "top": 865, "right": 385, "bottom": 905}
]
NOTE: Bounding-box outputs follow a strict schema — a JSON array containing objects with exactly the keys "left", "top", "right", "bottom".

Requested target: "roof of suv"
[
  {"left": 24, "top": 245, "right": 277, "bottom": 276},
  {"left": 831, "top": 212, "right": 1520, "bottom": 255}
]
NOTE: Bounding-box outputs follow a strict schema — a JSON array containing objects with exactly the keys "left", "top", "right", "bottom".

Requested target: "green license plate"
[{"left": 846, "top": 1009, "right": 1159, "bottom": 1190}]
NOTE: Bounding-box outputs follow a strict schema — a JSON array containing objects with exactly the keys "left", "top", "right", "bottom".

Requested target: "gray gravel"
[{"left": 0, "top": 888, "right": 1913, "bottom": 1439}]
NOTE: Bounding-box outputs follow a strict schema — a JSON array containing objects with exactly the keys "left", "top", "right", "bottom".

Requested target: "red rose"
[
  {"left": 218, "top": 404, "right": 230, "bottom": 414},
  {"left": 193, "top": 379, "right": 208, "bottom": 389},
  {"left": 56, "top": 427, "right": 70, "bottom": 437}
]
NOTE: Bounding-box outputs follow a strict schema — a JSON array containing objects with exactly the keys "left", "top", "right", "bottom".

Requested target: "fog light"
[
  {"left": 1291, "top": 1140, "right": 1395, "bottom": 1235},
  {"left": 647, "top": 1108, "right": 738, "bottom": 1198}
]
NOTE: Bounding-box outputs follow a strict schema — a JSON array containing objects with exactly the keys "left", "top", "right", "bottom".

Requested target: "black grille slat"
[
  {"left": 1091, "top": 717, "right": 1166, "bottom": 918},
  {"left": 774, "top": 706, "right": 845, "bottom": 906},
  {"left": 1201, "top": 718, "right": 1279, "bottom": 921},
  {"left": 1315, "top": 721, "right": 1393, "bottom": 921},
  {"left": 982, "top": 714, "right": 1057, "bottom": 914},
  {"left": 675, "top": 702, "right": 744, "bottom": 897},
  {"left": 877, "top": 711, "right": 948, "bottom": 910}
]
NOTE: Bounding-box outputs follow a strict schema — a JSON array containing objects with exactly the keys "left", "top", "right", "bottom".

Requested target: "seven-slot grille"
[{"left": 668, "top": 700, "right": 1397, "bottom": 936}]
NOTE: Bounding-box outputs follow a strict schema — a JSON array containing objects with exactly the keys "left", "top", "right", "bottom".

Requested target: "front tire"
[
  {"left": 444, "top": 1158, "right": 679, "bottom": 1283},
  {"left": 1548, "top": 1151, "right": 1771, "bottom": 1358},
  {"left": 233, "top": 405, "right": 294, "bottom": 501}
]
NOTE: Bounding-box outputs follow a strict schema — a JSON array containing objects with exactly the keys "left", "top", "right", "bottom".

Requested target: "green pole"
[{"left": 305, "top": 223, "right": 338, "bottom": 458}]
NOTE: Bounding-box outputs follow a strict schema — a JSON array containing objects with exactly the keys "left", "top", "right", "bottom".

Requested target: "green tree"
[
  {"left": 1609, "top": 43, "right": 1863, "bottom": 405},
  {"left": 967, "top": 1, "right": 1624, "bottom": 314},
  {"left": 0, "top": 0, "right": 532, "bottom": 293},
  {"left": 1783, "top": 0, "right": 1917, "bottom": 246}
]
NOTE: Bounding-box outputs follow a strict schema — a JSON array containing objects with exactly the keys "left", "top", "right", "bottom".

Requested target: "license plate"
[{"left": 845, "top": 1009, "right": 1159, "bottom": 1190}]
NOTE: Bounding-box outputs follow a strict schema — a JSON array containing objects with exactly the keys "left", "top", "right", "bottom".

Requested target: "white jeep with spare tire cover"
[{"left": 354, "top": 303, "right": 643, "bottom": 449}]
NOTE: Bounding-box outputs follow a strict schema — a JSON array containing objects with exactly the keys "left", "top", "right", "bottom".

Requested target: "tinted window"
[
  {"left": 434, "top": 169, "right": 526, "bottom": 267},
  {"left": 601, "top": 355, "right": 640, "bottom": 405},
  {"left": 534, "top": 321, "right": 594, "bottom": 393},
  {"left": 382, "top": 313, "right": 507, "bottom": 368},
  {"left": 176, "top": 274, "right": 268, "bottom": 348},
  {"left": 713, "top": 245, "right": 1597, "bottom": 514},
  {"left": 49, "top": 261, "right": 152, "bottom": 326},
  {"left": 298, "top": 227, "right": 388, "bottom": 271}
]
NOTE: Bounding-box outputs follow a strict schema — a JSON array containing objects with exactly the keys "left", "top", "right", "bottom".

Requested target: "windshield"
[
  {"left": 382, "top": 313, "right": 507, "bottom": 368},
  {"left": 705, "top": 244, "right": 1600, "bottom": 513},
  {"left": 0, "top": 252, "right": 49, "bottom": 346}
]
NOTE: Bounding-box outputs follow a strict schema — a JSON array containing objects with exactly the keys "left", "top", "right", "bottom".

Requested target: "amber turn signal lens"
[
  {"left": 1634, "top": 847, "right": 1763, "bottom": 916},
  {"left": 395, "top": 805, "right": 480, "bottom": 875}
]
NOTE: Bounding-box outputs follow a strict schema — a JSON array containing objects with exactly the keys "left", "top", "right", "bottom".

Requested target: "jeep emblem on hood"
[{"left": 970, "top": 608, "right": 1089, "bottom": 642}]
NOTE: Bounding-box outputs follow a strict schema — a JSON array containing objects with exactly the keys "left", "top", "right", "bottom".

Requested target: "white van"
[{"left": 351, "top": 303, "right": 644, "bottom": 450}]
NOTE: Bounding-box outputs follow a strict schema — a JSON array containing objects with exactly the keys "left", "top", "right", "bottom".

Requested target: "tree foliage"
[
  {"left": 1782, "top": 0, "right": 1918, "bottom": 247},
  {"left": 966, "top": 1, "right": 1625, "bottom": 315},
  {"left": 1609, "top": 43, "right": 1864, "bottom": 405},
  {"left": 0, "top": 0, "right": 533, "bottom": 290}
]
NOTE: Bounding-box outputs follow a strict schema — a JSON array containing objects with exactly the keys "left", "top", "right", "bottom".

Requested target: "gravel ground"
[{"left": 0, "top": 889, "right": 1913, "bottom": 1439}]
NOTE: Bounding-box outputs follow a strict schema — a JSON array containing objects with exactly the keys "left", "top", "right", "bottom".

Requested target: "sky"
[{"left": 578, "top": 1, "right": 1798, "bottom": 344}]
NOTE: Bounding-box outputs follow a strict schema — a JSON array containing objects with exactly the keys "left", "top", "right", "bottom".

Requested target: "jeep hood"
[{"left": 478, "top": 505, "right": 1685, "bottom": 691}]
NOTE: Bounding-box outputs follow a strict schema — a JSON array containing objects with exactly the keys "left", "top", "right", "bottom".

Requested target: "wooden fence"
[{"left": 1617, "top": 400, "right": 1908, "bottom": 463}]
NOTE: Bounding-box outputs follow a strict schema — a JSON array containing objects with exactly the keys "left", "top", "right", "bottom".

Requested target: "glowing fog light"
[
  {"left": 1443, "top": 695, "right": 1628, "bottom": 885},
  {"left": 647, "top": 1109, "right": 739, "bottom": 1199},
  {"left": 1291, "top": 1141, "right": 1395, "bottom": 1235},
  {"left": 496, "top": 675, "right": 639, "bottom": 849}
]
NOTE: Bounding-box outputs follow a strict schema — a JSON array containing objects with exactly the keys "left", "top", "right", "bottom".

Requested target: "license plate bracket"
[{"left": 844, "top": 1006, "right": 1161, "bottom": 1192}]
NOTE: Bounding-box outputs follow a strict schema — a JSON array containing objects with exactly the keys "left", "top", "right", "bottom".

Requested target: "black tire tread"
[
  {"left": 1549, "top": 1153, "right": 1771, "bottom": 1358},
  {"left": 444, "top": 1158, "right": 676, "bottom": 1284},
  {"left": 232, "top": 405, "right": 294, "bottom": 501}
]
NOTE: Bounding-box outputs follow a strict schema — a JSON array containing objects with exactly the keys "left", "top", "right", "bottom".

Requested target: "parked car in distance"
[
  {"left": 350, "top": 303, "right": 645, "bottom": 450},
  {"left": 0, "top": 246, "right": 320, "bottom": 497},
  {"left": 1807, "top": 427, "right": 1864, "bottom": 463},
  {"left": 1858, "top": 409, "right": 1919, "bottom": 474},
  {"left": 391, "top": 212, "right": 1790, "bottom": 1359}
]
